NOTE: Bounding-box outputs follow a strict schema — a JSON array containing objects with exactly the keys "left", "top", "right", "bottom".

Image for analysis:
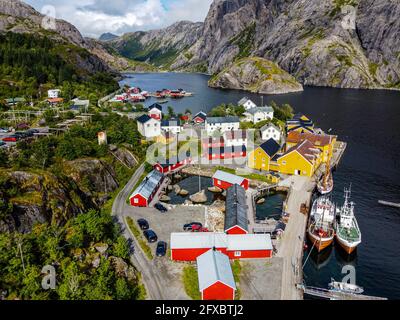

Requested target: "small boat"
[
  {"left": 328, "top": 279, "right": 364, "bottom": 295},
  {"left": 335, "top": 186, "right": 362, "bottom": 254},
  {"left": 157, "top": 100, "right": 169, "bottom": 104},
  {"left": 307, "top": 196, "right": 335, "bottom": 252},
  {"left": 317, "top": 158, "right": 333, "bottom": 195}
]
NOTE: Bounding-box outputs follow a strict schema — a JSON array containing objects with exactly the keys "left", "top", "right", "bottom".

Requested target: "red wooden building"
[
  {"left": 212, "top": 170, "right": 249, "bottom": 191},
  {"left": 153, "top": 153, "right": 192, "bottom": 174},
  {"left": 205, "top": 145, "right": 247, "bottom": 160},
  {"left": 170, "top": 233, "right": 273, "bottom": 262},
  {"left": 192, "top": 111, "right": 207, "bottom": 124},
  {"left": 148, "top": 103, "right": 163, "bottom": 120},
  {"left": 129, "top": 170, "right": 164, "bottom": 207},
  {"left": 197, "top": 249, "right": 236, "bottom": 300}
]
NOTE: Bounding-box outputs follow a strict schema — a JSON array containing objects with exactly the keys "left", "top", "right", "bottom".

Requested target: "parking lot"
[{"left": 124, "top": 204, "right": 206, "bottom": 300}]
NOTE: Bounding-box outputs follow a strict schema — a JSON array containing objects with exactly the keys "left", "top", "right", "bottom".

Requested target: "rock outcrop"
[{"left": 209, "top": 57, "right": 303, "bottom": 94}]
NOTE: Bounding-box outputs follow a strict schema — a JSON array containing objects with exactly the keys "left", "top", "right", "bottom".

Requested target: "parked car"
[
  {"left": 156, "top": 241, "right": 167, "bottom": 257},
  {"left": 183, "top": 222, "right": 203, "bottom": 231},
  {"left": 0, "top": 128, "right": 8, "bottom": 133},
  {"left": 2, "top": 135, "right": 18, "bottom": 142},
  {"left": 191, "top": 225, "right": 209, "bottom": 233},
  {"left": 143, "top": 230, "right": 158, "bottom": 243},
  {"left": 137, "top": 218, "right": 149, "bottom": 230},
  {"left": 154, "top": 203, "right": 168, "bottom": 213}
]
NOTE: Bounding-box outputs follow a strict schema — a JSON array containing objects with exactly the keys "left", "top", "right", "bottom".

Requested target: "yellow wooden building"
[
  {"left": 286, "top": 131, "right": 336, "bottom": 163},
  {"left": 286, "top": 114, "right": 314, "bottom": 134},
  {"left": 248, "top": 139, "right": 282, "bottom": 171}
]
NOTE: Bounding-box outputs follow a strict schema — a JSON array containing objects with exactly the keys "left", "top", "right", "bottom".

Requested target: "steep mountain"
[
  {"left": 99, "top": 32, "right": 118, "bottom": 41},
  {"left": 0, "top": 0, "right": 129, "bottom": 75},
  {"left": 109, "top": 21, "right": 204, "bottom": 69},
  {"left": 109, "top": 0, "right": 400, "bottom": 90}
]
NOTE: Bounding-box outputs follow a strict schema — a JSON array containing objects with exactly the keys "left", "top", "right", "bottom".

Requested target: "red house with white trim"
[
  {"left": 205, "top": 145, "right": 247, "bottom": 161},
  {"left": 212, "top": 170, "right": 249, "bottom": 191},
  {"left": 193, "top": 111, "right": 207, "bottom": 124},
  {"left": 170, "top": 233, "right": 273, "bottom": 262},
  {"left": 197, "top": 249, "right": 236, "bottom": 300},
  {"left": 129, "top": 170, "right": 164, "bottom": 207},
  {"left": 153, "top": 152, "right": 192, "bottom": 174}
]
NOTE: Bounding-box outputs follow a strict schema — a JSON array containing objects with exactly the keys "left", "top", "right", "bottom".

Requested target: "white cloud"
[{"left": 24, "top": 0, "right": 213, "bottom": 38}]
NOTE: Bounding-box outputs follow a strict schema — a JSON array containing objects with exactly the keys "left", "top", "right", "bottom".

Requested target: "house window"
[
  {"left": 217, "top": 180, "right": 221, "bottom": 185},
  {"left": 134, "top": 198, "right": 139, "bottom": 204},
  {"left": 282, "top": 161, "right": 286, "bottom": 165},
  {"left": 234, "top": 251, "right": 241, "bottom": 257}
]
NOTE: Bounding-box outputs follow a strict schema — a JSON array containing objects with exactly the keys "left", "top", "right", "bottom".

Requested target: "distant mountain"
[
  {"left": 108, "top": 21, "right": 204, "bottom": 69},
  {"left": 108, "top": 0, "right": 400, "bottom": 90},
  {"left": 99, "top": 33, "right": 118, "bottom": 41}
]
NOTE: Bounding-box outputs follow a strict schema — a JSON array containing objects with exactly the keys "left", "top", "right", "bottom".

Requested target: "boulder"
[
  {"left": 190, "top": 190, "right": 207, "bottom": 203},
  {"left": 208, "top": 186, "right": 223, "bottom": 193}
]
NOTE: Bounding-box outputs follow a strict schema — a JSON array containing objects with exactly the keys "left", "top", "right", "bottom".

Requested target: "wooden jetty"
[
  {"left": 378, "top": 200, "right": 400, "bottom": 208},
  {"left": 297, "top": 284, "right": 387, "bottom": 300}
]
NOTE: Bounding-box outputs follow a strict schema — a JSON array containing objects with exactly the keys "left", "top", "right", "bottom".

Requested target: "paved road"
[
  {"left": 111, "top": 164, "right": 165, "bottom": 300},
  {"left": 277, "top": 176, "right": 313, "bottom": 300}
]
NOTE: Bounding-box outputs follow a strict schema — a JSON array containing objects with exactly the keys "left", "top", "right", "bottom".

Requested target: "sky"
[{"left": 24, "top": 0, "right": 213, "bottom": 38}]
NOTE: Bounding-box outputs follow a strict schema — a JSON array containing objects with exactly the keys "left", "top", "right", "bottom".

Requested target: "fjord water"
[{"left": 120, "top": 73, "right": 400, "bottom": 299}]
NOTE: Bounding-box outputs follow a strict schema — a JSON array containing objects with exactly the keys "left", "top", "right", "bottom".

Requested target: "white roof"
[
  {"left": 212, "top": 170, "right": 246, "bottom": 185},
  {"left": 171, "top": 233, "right": 228, "bottom": 249},
  {"left": 197, "top": 250, "right": 236, "bottom": 291},
  {"left": 171, "top": 233, "right": 273, "bottom": 251},
  {"left": 227, "top": 234, "right": 273, "bottom": 251}
]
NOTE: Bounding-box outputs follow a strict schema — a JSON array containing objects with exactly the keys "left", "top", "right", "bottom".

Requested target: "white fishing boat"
[{"left": 335, "top": 186, "right": 362, "bottom": 254}]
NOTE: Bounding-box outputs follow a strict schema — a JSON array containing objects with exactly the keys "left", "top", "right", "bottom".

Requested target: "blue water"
[{"left": 120, "top": 73, "right": 400, "bottom": 299}]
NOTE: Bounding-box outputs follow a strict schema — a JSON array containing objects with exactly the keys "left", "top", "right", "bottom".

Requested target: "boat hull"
[
  {"left": 335, "top": 235, "right": 361, "bottom": 254},
  {"left": 308, "top": 231, "right": 334, "bottom": 252}
]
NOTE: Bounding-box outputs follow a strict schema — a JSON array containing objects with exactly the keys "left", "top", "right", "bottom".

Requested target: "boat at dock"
[
  {"left": 328, "top": 279, "right": 364, "bottom": 295},
  {"left": 335, "top": 187, "right": 362, "bottom": 254},
  {"left": 317, "top": 157, "right": 333, "bottom": 195},
  {"left": 307, "top": 196, "right": 336, "bottom": 252}
]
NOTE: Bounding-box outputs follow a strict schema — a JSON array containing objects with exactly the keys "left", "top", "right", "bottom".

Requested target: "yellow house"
[
  {"left": 273, "top": 140, "right": 322, "bottom": 177},
  {"left": 248, "top": 139, "right": 281, "bottom": 171},
  {"left": 286, "top": 132, "right": 337, "bottom": 163}
]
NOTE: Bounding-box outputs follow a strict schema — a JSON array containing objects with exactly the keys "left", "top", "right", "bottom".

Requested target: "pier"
[{"left": 297, "top": 284, "right": 387, "bottom": 300}]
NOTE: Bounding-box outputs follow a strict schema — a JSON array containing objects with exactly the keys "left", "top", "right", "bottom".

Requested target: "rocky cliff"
[
  {"left": 0, "top": 156, "right": 126, "bottom": 233},
  {"left": 109, "top": 0, "right": 400, "bottom": 90},
  {"left": 209, "top": 57, "right": 303, "bottom": 94}
]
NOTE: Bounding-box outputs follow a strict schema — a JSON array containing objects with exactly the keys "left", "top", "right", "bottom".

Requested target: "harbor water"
[{"left": 120, "top": 73, "right": 400, "bottom": 299}]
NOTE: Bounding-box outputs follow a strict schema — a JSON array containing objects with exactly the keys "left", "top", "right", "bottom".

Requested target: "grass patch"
[
  {"left": 232, "top": 260, "right": 242, "bottom": 300},
  {"left": 182, "top": 265, "right": 201, "bottom": 300},
  {"left": 126, "top": 217, "right": 154, "bottom": 260}
]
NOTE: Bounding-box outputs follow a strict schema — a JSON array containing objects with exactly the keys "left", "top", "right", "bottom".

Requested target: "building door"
[{"left": 295, "top": 169, "right": 301, "bottom": 175}]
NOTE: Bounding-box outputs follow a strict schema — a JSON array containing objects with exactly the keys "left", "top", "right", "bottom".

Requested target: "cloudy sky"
[{"left": 25, "top": 0, "right": 213, "bottom": 38}]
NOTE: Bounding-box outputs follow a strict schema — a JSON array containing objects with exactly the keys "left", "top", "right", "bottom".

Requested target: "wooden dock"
[{"left": 297, "top": 284, "right": 387, "bottom": 300}]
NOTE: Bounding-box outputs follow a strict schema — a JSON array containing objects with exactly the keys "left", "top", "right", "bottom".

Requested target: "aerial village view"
[{"left": 1, "top": 0, "right": 400, "bottom": 310}]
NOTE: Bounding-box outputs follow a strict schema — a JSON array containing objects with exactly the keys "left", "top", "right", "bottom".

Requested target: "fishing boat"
[
  {"left": 335, "top": 187, "right": 362, "bottom": 254},
  {"left": 317, "top": 157, "right": 333, "bottom": 195},
  {"left": 328, "top": 279, "right": 364, "bottom": 294},
  {"left": 307, "top": 196, "right": 335, "bottom": 252}
]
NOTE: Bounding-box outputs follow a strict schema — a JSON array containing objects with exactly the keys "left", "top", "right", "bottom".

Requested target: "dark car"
[
  {"left": 143, "top": 230, "right": 158, "bottom": 243},
  {"left": 137, "top": 218, "right": 149, "bottom": 230},
  {"left": 156, "top": 241, "right": 167, "bottom": 257},
  {"left": 0, "top": 141, "right": 5, "bottom": 147},
  {"left": 154, "top": 203, "right": 168, "bottom": 213},
  {"left": 183, "top": 222, "right": 203, "bottom": 231}
]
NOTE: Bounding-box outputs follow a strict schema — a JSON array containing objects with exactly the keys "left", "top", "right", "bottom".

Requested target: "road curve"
[{"left": 111, "top": 164, "right": 165, "bottom": 300}]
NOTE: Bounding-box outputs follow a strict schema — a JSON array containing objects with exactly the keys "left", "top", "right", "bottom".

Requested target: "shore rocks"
[
  {"left": 160, "top": 195, "right": 171, "bottom": 202},
  {"left": 190, "top": 190, "right": 207, "bottom": 204},
  {"left": 178, "top": 189, "right": 189, "bottom": 196},
  {"left": 257, "top": 198, "right": 266, "bottom": 205},
  {"left": 208, "top": 186, "right": 223, "bottom": 193}
]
